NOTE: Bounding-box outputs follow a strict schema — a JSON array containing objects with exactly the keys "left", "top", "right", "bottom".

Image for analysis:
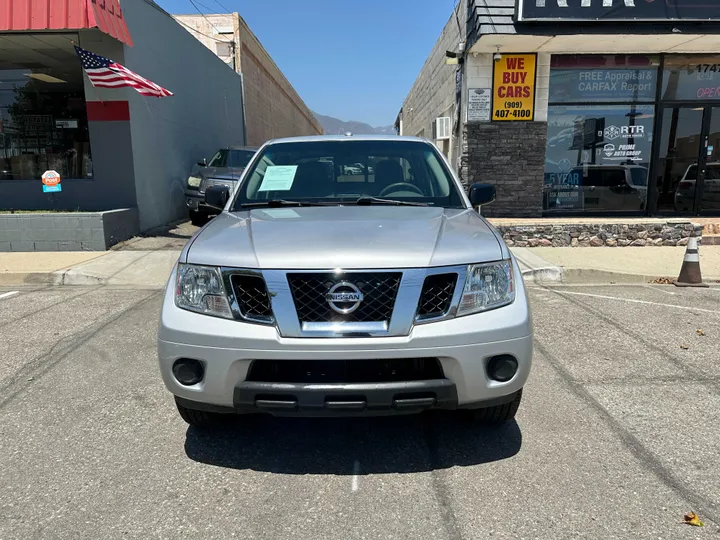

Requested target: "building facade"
[
  {"left": 174, "top": 13, "right": 323, "bottom": 147},
  {"left": 398, "top": 0, "right": 720, "bottom": 218},
  {"left": 0, "top": 0, "right": 246, "bottom": 236}
]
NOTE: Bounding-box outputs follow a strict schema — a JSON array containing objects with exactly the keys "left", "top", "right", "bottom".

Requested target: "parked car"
[
  {"left": 544, "top": 164, "right": 648, "bottom": 212},
  {"left": 342, "top": 164, "right": 364, "bottom": 175},
  {"left": 674, "top": 162, "right": 720, "bottom": 212},
  {"left": 158, "top": 135, "right": 532, "bottom": 429},
  {"left": 185, "top": 146, "right": 258, "bottom": 225}
]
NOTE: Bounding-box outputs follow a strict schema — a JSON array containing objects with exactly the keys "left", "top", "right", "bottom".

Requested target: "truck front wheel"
[{"left": 470, "top": 389, "right": 522, "bottom": 423}]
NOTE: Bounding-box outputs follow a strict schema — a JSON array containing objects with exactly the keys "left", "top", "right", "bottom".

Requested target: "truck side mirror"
[
  {"left": 197, "top": 158, "right": 208, "bottom": 167},
  {"left": 205, "top": 185, "right": 229, "bottom": 210},
  {"left": 469, "top": 183, "right": 496, "bottom": 206}
]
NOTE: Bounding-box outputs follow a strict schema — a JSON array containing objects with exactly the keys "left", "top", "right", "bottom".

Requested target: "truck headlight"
[
  {"left": 457, "top": 260, "right": 515, "bottom": 316},
  {"left": 187, "top": 175, "right": 202, "bottom": 188},
  {"left": 175, "top": 264, "right": 232, "bottom": 319}
]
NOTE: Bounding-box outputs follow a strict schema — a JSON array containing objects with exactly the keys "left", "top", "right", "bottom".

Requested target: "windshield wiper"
[
  {"left": 354, "top": 196, "right": 429, "bottom": 207},
  {"left": 239, "top": 199, "right": 337, "bottom": 208}
]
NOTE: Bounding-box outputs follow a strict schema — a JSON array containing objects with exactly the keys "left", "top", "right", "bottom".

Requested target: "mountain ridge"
[{"left": 313, "top": 112, "right": 395, "bottom": 136}]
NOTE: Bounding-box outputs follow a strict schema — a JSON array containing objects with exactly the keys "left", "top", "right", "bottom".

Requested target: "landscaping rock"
[{"left": 492, "top": 220, "right": 703, "bottom": 248}]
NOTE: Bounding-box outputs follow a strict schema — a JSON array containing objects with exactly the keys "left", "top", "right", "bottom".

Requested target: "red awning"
[{"left": 0, "top": 0, "right": 133, "bottom": 46}]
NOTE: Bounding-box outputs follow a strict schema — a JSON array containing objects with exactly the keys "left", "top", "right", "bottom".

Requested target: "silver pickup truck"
[{"left": 158, "top": 135, "right": 532, "bottom": 428}]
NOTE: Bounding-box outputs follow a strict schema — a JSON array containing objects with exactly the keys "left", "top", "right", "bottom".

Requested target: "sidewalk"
[
  {"left": 1, "top": 245, "right": 719, "bottom": 288},
  {"left": 0, "top": 250, "right": 180, "bottom": 288},
  {"left": 514, "top": 245, "right": 720, "bottom": 284}
]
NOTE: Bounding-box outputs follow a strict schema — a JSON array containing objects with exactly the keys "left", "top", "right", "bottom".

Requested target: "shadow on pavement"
[
  {"left": 141, "top": 221, "right": 198, "bottom": 240},
  {"left": 113, "top": 220, "right": 201, "bottom": 250},
  {"left": 184, "top": 412, "right": 522, "bottom": 474}
]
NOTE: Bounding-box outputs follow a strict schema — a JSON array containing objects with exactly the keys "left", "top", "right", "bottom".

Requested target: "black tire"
[
  {"left": 470, "top": 389, "right": 523, "bottom": 423},
  {"left": 175, "top": 398, "right": 224, "bottom": 428},
  {"left": 189, "top": 211, "right": 208, "bottom": 227}
]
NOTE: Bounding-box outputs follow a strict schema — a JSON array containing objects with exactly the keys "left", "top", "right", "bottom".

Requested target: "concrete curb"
[
  {"left": 0, "top": 270, "right": 121, "bottom": 287},
  {"left": 0, "top": 272, "right": 58, "bottom": 286},
  {"left": 520, "top": 267, "right": 564, "bottom": 284},
  {"left": 561, "top": 268, "right": 659, "bottom": 284},
  {"left": 3, "top": 267, "right": 717, "bottom": 288}
]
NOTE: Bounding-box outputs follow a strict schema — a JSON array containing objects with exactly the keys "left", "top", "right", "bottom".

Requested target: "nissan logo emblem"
[{"left": 326, "top": 281, "right": 364, "bottom": 314}]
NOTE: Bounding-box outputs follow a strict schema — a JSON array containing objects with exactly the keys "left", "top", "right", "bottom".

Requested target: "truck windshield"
[
  {"left": 231, "top": 140, "right": 465, "bottom": 210},
  {"left": 208, "top": 149, "right": 256, "bottom": 168}
]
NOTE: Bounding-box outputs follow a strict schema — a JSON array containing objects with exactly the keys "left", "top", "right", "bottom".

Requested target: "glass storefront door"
[
  {"left": 655, "top": 106, "right": 720, "bottom": 214},
  {"left": 701, "top": 108, "right": 720, "bottom": 212},
  {"left": 655, "top": 107, "right": 703, "bottom": 213}
]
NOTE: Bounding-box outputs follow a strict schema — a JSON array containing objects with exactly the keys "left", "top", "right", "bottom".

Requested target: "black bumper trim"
[
  {"left": 174, "top": 384, "right": 519, "bottom": 417},
  {"left": 233, "top": 379, "right": 457, "bottom": 416}
]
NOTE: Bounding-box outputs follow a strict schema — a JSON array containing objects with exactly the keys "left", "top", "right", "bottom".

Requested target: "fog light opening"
[
  {"left": 487, "top": 355, "right": 518, "bottom": 382},
  {"left": 172, "top": 358, "right": 205, "bottom": 386}
]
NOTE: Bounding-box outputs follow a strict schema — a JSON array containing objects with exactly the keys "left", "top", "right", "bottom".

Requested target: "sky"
[{"left": 155, "top": 0, "right": 458, "bottom": 127}]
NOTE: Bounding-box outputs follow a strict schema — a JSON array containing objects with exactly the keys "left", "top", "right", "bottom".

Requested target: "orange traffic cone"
[{"left": 673, "top": 237, "right": 708, "bottom": 288}]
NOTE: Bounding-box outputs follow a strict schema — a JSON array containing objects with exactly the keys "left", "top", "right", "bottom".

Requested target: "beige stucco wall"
[{"left": 174, "top": 13, "right": 322, "bottom": 146}]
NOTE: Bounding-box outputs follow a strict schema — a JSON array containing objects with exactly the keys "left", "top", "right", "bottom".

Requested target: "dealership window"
[
  {"left": 661, "top": 55, "right": 720, "bottom": 101},
  {"left": 544, "top": 55, "right": 659, "bottom": 213},
  {"left": 0, "top": 34, "right": 92, "bottom": 181}
]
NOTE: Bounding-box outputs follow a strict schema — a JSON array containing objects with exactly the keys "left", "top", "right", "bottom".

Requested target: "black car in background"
[{"left": 185, "top": 146, "right": 258, "bottom": 225}]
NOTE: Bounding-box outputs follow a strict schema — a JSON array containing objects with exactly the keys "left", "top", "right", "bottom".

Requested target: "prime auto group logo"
[{"left": 601, "top": 125, "right": 645, "bottom": 141}]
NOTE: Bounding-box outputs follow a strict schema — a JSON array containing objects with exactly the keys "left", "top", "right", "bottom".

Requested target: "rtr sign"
[
  {"left": 519, "top": 0, "right": 720, "bottom": 21},
  {"left": 492, "top": 54, "right": 536, "bottom": 122}
]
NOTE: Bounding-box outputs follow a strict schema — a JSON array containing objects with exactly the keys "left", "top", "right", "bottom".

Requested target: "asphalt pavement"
[{"left": 0, "top": 283, "right": 719, "bottom": 539}]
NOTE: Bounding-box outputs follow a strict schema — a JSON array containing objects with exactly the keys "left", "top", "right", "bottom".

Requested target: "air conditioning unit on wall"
[{"left": 433, "top": 117, "right": 451, "bottom": 141}]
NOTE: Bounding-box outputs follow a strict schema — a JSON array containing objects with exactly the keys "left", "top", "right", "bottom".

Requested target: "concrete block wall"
[
  {"left": 0, "top": 209, "right": 138, "bottom": 252},
  {"left": 173, "top": 13, "right": 323, "bottom": 146},
  {"left": 238, "top": 38, "right": 322, "bottom": 145},
  {"left": 169, "top": 14, "right": 236, "bottom": 67}
]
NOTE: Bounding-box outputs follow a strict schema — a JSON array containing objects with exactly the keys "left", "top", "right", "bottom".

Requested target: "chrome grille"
[
  {"left": 417, "top": 273, "right": 457, "bottom": 320},
  {"left": 230, "top": 274, "right": 273, "bottom": 322},
  {"left": 287, "top": 272, "right": 402, "bottom": 323}
]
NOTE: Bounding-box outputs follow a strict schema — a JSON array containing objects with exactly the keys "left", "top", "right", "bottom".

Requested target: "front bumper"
[
  {"left": 185, "top": 190, "right": 211, "bottom": 212},
  {"left": 158, "top": 261, "right": 533, "bottom": 415}
]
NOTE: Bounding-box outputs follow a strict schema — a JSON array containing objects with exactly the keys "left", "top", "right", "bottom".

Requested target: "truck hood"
[{"left": 185, "top": 206, "right": 504, "bottom": 269}]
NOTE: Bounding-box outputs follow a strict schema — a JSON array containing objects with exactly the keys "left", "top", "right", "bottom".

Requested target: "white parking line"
[
  {"left": 557, "top": 290, "right": 719, "bottom": 315},
  {"left": 641, "top": 285, "right": 676, "bottom": 296},
  {"left": 0, "top": 291, "right": 19, "bottom": 301},
  {"left": 351, "top": 460, "right": 360, "bottom": 492}
]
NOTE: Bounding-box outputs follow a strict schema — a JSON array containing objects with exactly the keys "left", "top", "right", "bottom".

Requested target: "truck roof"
[{"left": 267, "top": 134, "right": 424, "bottom": 144}]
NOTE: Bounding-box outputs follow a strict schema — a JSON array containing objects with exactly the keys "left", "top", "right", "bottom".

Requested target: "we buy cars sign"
[{"left": 42, "top": 170, "right": 62, "bottom": 193}]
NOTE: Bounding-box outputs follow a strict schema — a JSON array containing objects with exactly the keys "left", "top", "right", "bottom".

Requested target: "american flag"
[{"left": 74, "top": 45, "right": 173, "bottom": 98}]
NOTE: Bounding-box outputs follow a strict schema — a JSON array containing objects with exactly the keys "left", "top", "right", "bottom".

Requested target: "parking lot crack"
[
  {"left": 534, "top": 338, "right": 720, "bottom": 525},
  {"left": 0, "top": 291, "right": 161, "bottom": 411},
  {"left": 423, "top": 417, "right": 464, "bottom": 540},
  {"left": 543, "top": 287, "right": 716, "bottom": 388}
]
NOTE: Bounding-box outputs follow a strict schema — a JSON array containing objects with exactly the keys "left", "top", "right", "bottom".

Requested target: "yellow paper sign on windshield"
[{"left": 492, "top": 54, "right": 536, "bottom": 121}]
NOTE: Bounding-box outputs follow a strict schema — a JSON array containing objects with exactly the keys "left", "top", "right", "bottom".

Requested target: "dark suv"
[{"left": 185, "top": 146, "right": 258, "bottom": 225}]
